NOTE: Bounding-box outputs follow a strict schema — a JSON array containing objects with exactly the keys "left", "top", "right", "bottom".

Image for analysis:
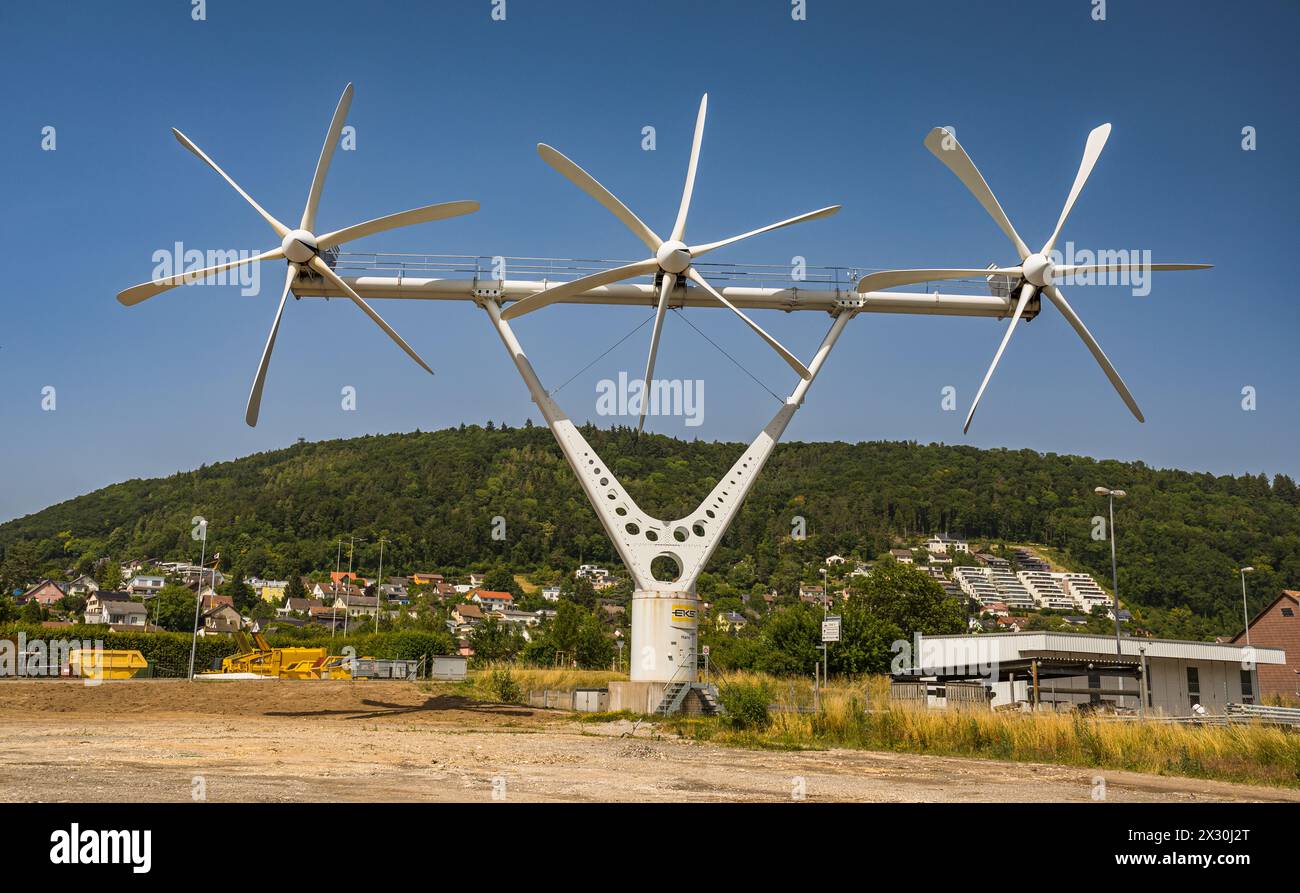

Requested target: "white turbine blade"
[
  {"left": 638, "top": 274, "right": 676, "bottom": 432},
  {"left": 858, "top": 267, "right": 1022, "bottom": 293},
  {"left": 538, "top": 144, "right": 662, "bottom": 251},
  {"left": 1053, "top": 262, "right": 1213, "bottom": 277},
  {"left": 689, "top": 206, "right": 841, "bottom": 257},
  {"left": 670, "top": 94, "right": 708, "bottom": 243},
  {"left": 963, "top": 282, "right": 1036, "bottom": 434},
  {"left": 1042, "top": 123, "right": 1111, "bottom": 255},
  {"left": 308, "top": 256, "right": 433, "bottom": 375},
  {"left": 686, "top": 267, "right": 811, "bottom": 380},
  {"left": 924, "top": 127, "right": 1031, "bottom": 260},
  {"left": 116, "top": 247, "right": 285, "bottom": 306},
  {"left": 172, "top": 129, "right": 289, "bottom": 237},
  {"left": 315, "top": 200, "right": 480, "bottom": 249},
  {"left": 500, "top": 258, "right": 658, "bottom": 321},
  {"left": 1043, "top": 284, "right": 1144, "bottom": 422},
  {"left": 301, "top": 83, "right": 354, "bottom": 232},
  {"left": 245, "top": 265, "right": 297, "bottom": 427}
]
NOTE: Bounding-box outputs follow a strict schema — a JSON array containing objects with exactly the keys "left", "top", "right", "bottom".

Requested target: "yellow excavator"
[{"left": 208, "top": 631, "right": 355, "bottom": 680}]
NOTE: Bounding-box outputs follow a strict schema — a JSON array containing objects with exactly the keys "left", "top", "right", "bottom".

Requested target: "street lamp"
[
  {"left": 1094, "top": 487, "right": 1127, "bottom": 655},
  {"left": 1238, "top": 566, "right": 1254, "bottom": 646},
  {"left": 187, "top": 517, "right": 209, "bottom": 681}
]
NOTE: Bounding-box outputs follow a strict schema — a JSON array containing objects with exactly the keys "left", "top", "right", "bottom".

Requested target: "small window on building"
[
  {"left": 1240, "top": 669, "right": 1255, "bottom": 705},
  {"left": 1281, "top": 607, "right": 1295, "bottom": 617},
  {"left": 1186, "top": 667, "right": 1201, "bottom": 707}
]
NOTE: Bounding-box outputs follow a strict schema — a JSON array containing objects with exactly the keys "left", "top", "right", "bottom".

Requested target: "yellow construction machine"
[{"left": 208, "top": 631, "right": 355, "bottom": 680}]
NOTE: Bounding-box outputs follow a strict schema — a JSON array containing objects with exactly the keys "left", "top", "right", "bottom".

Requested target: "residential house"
[
  {"left": 201, "top": 592, "right": 234, "bottom": 613},
  {"left": 330, "top": 571, "right": 368, "bottom": 588},
  {"left": 452, "top": 603, "right": 485, "bottom": 626},
  {"left": 199, "top": 603, "right": 242, "bottom": 636},
  {"left": 824, "top": 554, "right": 847, "bottom": 566},
  {"left": 798, "top": 584, "right": 829, "bottom": 607},
  {"left": 84, "top": 592, "right": 148, "bottom": 627},
  {"left": 716, "top": 611, "right": 749, "bottom": 633},
  {"left": 125, "top": 575, "right": 165, "bottom": 599},
  {"left": 278, "top": 597, "right": 324, "bottom": 617},
  {"left": 974, "top": 551, "right": 1010, "bottom": 569},
  {"left": 471, "top": 590, "right": 514, "bottom": 612},
  {"left": 541, "top": 585, "right": 561, "bottom": 603},
  {"left": 248, "top": 578, "right": 287, "bottom": 603},
  {"left": 888, "top": 549, "right": 914, "bottom": 564},
  {"left": 308, "top": 605, "right": 344, "bottom": 629},
  {"left": 411, "top": 572, "right": 443, "bottom": 587},
  {"left": 64, "top": 575, "right": 99, "bottom": 598},
  {"left": 468, "top": 573, "right": 486, "bottom": 588},
  {"left": 21, "top": 579, "right": 66, "bottom": 608},
  {"left": 334, "top": 593, "right": 379, "bottom": 620},
  {"left": 1230, "top": 591, "right": 1300, "bottom": 701},
  {"left": 925, "top": 534, "right": 970, "bottom": 555}
]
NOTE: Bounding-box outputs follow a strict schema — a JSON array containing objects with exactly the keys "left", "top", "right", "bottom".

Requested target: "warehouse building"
[{"left": 893, "top": 632, "right": 1284, "bottom": 717}]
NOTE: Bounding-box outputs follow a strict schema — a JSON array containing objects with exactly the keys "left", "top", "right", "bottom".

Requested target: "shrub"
[
  {"left": 718, "top": 680, "right": 772, "bottom": 730},
  {"left": 487, "top": 665, "right": 522, "bottom": 704}
]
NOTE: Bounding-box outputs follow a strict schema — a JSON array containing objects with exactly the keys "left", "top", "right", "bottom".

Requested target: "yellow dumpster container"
[{"left": 69, "top": 649, "right": 149, "bottom": 680}]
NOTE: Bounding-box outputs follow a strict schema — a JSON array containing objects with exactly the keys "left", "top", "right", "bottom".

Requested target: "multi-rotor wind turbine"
[
  {"left": 115, "top": 83, "right": 479, "bottom": 426},
  {"left": 856, "top": 125, "right": 1211, "bottom": 432},
  {"left": 112, "top": 84, "right": 1215, "bottom": 696},
  {"left": 500, "top": 94, "right": 841, "bottom": 431}
]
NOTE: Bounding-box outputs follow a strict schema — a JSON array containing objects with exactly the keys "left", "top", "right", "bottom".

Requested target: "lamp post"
[
  {"left": 1094, "top": 487, "right": 1126, "bottom": 655},
  {"left": 187, "top": 517, "right": 208, "bottom": 680},
  {"left": 374, "top": 536, "right": 386, "bottom": 633},
  {"left": 1238, "top": 566, "right": 1254, "bottom": 646}
]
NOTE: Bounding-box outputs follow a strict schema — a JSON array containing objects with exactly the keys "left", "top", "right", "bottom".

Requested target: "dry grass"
[
  {"left": 456, "top": 662, "right": 626, "bottom": 701},
  {"left": 679, "top": 672, "right": 1300, "bottom": 789}
]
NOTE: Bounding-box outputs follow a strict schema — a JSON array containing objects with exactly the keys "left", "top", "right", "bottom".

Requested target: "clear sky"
[{"left": 1, "top": 0, "right": 1296, "bottom": 522}]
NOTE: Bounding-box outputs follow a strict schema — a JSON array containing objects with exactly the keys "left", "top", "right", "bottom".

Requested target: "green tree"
[
  {"left": 850, "top": 559, "right": 964, "bottom": 637},
  {"left": 153, "top": 583, "right": 197, "bottom": 632},
  {"left": 96, "top": 561, "right": 124, "bottom": 592}
]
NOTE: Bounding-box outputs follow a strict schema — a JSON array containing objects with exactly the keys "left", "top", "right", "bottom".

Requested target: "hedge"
[{"left": 0, "top": 623, "right": 456, "bottom": 678}]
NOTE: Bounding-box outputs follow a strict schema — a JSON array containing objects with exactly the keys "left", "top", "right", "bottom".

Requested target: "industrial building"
[{"left": 894, "top": 632, "right": 1284, "bottom": 716}]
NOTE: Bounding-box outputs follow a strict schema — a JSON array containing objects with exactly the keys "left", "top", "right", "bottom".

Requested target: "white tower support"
[{"left": 484, "top": 297, "right": 853, "bottom": 683}]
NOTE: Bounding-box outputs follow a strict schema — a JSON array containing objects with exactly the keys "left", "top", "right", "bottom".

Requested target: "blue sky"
[{"left": 1, "top": 0, "right": 1297, "bottom": 522}]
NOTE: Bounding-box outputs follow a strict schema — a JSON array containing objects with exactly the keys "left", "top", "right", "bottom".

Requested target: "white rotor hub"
[
  {"left": 281, "top": 229, "right": 319, "bottom": 265},
  {"left": 1022, "top": 252, "right": 1054, "bottom": 287},
  {"left": 656, "top": 240, "right": 691, "bottom": 275}
]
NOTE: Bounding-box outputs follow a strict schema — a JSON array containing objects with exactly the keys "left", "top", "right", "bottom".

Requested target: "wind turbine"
[
  {"left": 501, "top": 94, "right": 841, "bottom": 431},
  {"left": 855, "top": 125, "right": 1212, "bottom": 432},
  {"left": 115, "top": 83, "right": 479, "bottom": 426}
]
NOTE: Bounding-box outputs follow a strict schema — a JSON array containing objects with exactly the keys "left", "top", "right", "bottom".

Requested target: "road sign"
[
  {"left": 822, "top": 615, "right": 841, "bottom": 642},
  {"left": 701, "top": 645, "right": 710, "bottom": 656}
]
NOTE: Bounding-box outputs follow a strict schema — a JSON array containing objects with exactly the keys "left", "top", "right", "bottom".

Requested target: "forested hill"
[{"left": 2, "top": 424, "right": 1297, "bottom": 637}]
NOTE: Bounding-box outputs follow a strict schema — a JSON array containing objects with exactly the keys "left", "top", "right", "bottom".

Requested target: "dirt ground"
[{"left": 2, "top": 679, "right": 1296, "bottom": 803}]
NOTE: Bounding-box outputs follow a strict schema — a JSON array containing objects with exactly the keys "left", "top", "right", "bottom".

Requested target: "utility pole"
[
  {"left": 1239, "top": 566, "right": 1254, "bottom": 645},
  {"left": 344, "top": 536, "right": 356, "bottom": 636},
  {"left": 332, "top": 538, "right": 343, "bottom": 639},
  {"left": 187, "top": 518, "right": 208, "bottom": 680},
  {"left": 375, "top": 536, "right": 386, "bottom": 633},
  {"left": 1095, "top": 487, "right": 1126, "bottom": 655}
]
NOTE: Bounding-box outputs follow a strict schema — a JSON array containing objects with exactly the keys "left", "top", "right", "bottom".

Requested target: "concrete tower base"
[{"left": 629, "top": 589, "right": 699, "bottom": 683}]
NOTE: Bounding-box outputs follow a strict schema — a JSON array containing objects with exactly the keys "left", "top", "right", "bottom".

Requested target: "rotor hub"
[
  {"left": 656, "top": 240, "right": 691, "bottom": 275},
  {"left": 281, "top": 229, "right": 319, "bottom": 265},
  {"left": 1022, "top": 252, "right": 1054, "bottom": 287}
]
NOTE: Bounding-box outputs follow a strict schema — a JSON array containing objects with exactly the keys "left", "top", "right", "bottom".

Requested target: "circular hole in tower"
[
  {"left": 645, "top": 529, "right": 659, "bottom": 542},
  {"left": 650, "top": 554, "right": 682, "bottom": 583},
  {"left": 673, "top": 526, "right": 688, "bottom": 542},
  {"left": 625, "top": 522, "right": 640, "bottom": 535}
]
